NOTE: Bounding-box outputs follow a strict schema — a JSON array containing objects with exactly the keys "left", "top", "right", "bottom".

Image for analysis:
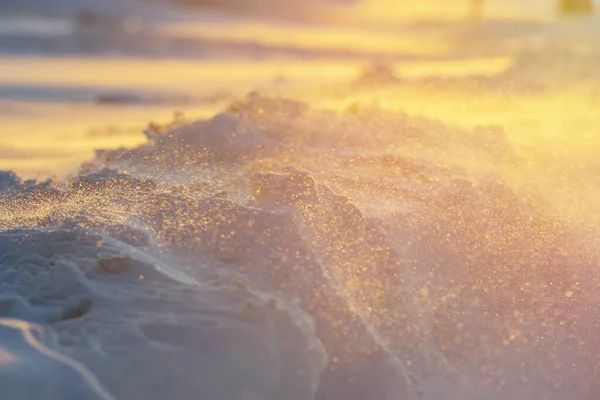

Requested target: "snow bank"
[{"left": 1, "top": 93, "right": 599, "bottom": 399}]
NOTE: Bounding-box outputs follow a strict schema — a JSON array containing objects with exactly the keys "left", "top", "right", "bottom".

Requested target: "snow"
[{"left": 2, "top": 1, "right": 600, "bottom": 399}]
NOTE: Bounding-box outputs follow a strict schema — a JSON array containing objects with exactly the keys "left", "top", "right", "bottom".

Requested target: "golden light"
[{"left": 159, "top": 21, "right": 450, "bottom": 56}]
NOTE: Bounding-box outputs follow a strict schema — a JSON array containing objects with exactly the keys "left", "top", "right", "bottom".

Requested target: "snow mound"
[{"left": 2, "top": 94, "right": 600, "bottom": 399}]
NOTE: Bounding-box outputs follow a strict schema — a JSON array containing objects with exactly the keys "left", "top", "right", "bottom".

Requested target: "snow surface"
[
  {"left": 2, "top": 89, "right": 600, "bottom": 399},
  {"left": 2, "top": 1, "right": 600, "bottom": 400}
]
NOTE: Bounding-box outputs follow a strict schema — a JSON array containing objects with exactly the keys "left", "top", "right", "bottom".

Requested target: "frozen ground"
[{"left": 2, "top": 1, "right": 600, "bottom": 399}]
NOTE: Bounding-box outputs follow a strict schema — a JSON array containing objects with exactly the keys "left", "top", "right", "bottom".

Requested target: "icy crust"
[
  {"left": 0, "top": 167, "right": 421, "bottom": 400},
  {"left": 1, "top": 95, "right": 600, "bottom": 399},
  {"left": 0, "top": 319, "right": 114, "bottom": 400},
  {"left": 0, "top": 226, "right": 328, "bottom": 400}
]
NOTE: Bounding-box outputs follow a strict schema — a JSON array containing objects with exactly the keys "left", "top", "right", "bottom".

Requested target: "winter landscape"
[{"left": 1, "top": 1, "right": 600, "bottom": 399}]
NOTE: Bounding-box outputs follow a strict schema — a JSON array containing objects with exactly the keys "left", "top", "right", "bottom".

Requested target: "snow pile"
[{"left": 1, "top": 94, "right": 600, "bottom": 400}]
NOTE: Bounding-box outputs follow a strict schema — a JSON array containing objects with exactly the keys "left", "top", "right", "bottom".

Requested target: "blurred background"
[{"left": 1, "top": 0, "right": 599, "bottom": 178}]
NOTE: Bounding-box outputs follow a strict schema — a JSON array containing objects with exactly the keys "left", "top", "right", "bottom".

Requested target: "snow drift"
[{"left": 2, "top": 93, "right": 599, "bottom": 399}]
